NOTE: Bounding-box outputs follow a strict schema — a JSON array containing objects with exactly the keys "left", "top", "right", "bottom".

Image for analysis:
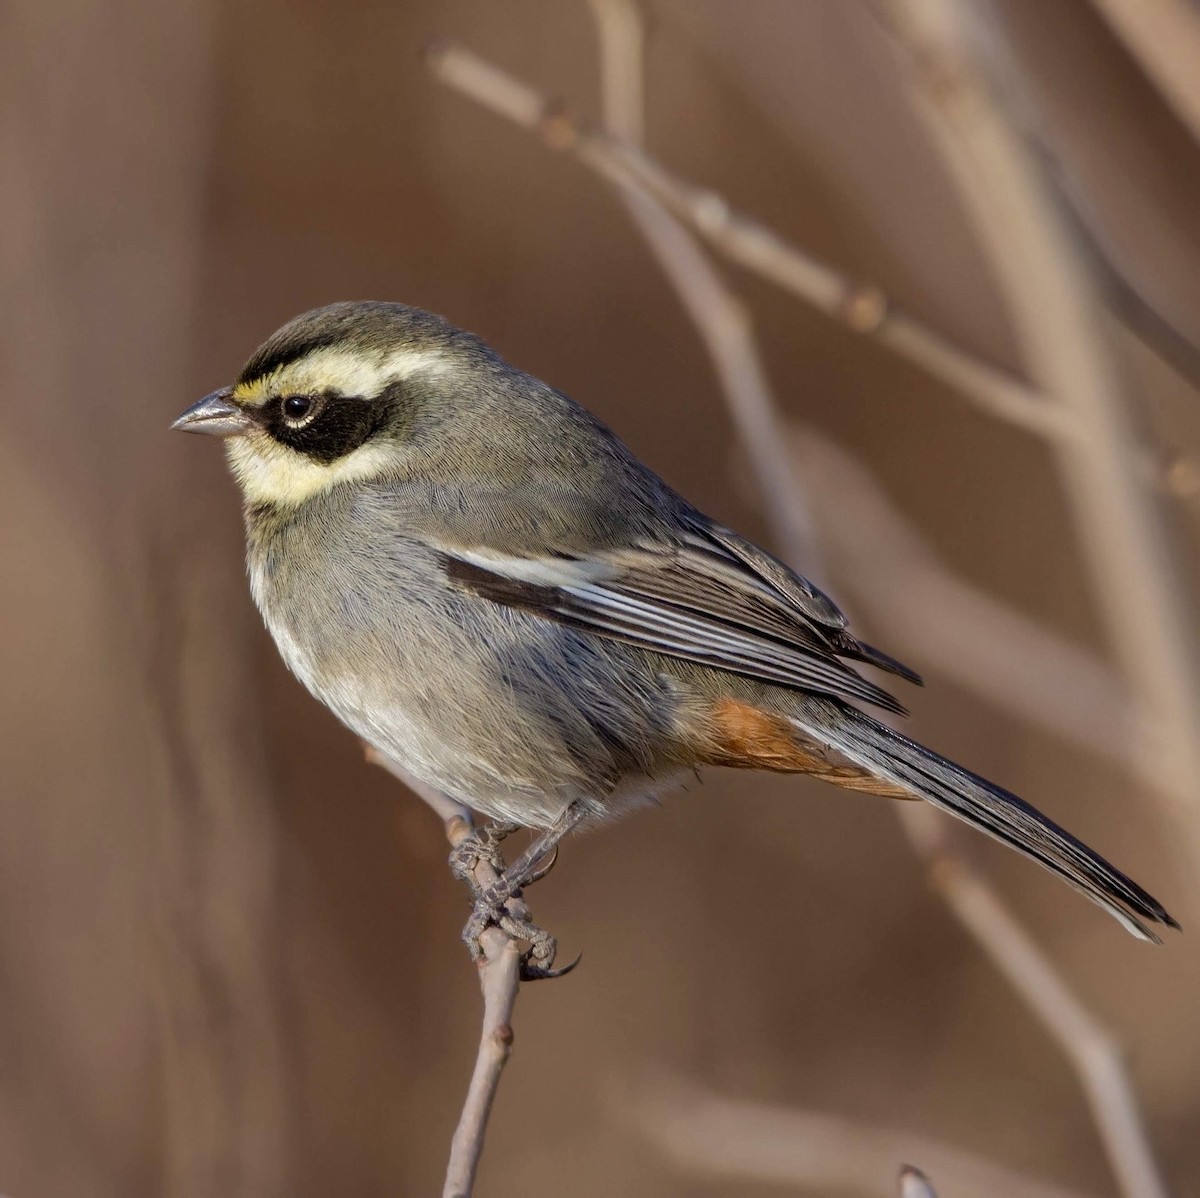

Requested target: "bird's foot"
[
  {"left": 460, "top": 843, "right": 578, "bottom": 981},
  {"left": 463, "top": 902, "right": 580, "bottom": 981}
]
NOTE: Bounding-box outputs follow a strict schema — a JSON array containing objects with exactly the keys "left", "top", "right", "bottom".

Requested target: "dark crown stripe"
[{"left": 238, "top": 329, "right": 343, "bottom": 387}]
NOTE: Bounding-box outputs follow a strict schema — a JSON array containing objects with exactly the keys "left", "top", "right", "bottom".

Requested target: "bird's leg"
[
  {"left": 448, "top": 819, "right": 520, "bottom": 896},
  {"left": 494, "top": 803, "right": 588, "bottom": 897},
  {"left": 462, "top": 800, "right": 589, "bottom": 981},
  {"left": 363, "top": 742, "right": 581, "bottom": 978}
]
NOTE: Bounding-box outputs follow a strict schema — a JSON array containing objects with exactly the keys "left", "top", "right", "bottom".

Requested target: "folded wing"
[{"left": 439, "top": 516, "right": 921, "bottom": 716}]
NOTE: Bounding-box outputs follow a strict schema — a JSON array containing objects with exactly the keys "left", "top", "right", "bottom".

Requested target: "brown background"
[{"left": 3, "top": 1, "right": 1199, "bottom": 1194}]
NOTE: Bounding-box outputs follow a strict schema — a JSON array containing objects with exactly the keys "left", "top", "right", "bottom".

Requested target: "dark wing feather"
[
  {"left": 678, "top": 519, "right": 923, "bottom": 686},
  {"left": 439, "top": 517, "right": 921, "bottom": 715},
  {"left": 689, "top": 520, "right": 848, "bottom": 629}
]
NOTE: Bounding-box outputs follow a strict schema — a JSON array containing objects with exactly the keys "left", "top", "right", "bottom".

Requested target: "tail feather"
[{"left": 801, "top": 707, "right": 1178, "bottom": 943}]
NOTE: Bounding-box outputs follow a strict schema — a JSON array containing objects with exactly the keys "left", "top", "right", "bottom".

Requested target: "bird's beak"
[{"left": 171, "top": 387, "right": 253, "bottom": 437}]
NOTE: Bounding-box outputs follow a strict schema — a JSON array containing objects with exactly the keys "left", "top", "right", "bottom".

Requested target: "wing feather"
[
  {"left": 440, "top": 516, "right": 921, "bottom": 716},
  {"left": 557, "top": 585, "right": 904, "bottom": 711}
]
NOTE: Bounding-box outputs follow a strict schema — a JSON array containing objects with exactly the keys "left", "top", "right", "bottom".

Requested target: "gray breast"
[{"left": 243, "top": 491, "right": 688, "bottom": 825}]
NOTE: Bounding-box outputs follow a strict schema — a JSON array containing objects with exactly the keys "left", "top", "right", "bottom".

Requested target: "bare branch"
[
  {"left": 788, "top": 427, "right": 1145, "bottom": 777},
  {"left": 1089, "top": 0, "right": 1200, "bottom": 147},
  {"left": 587, "top": 0, "right": 645, "bottom": 145},
  {"left": 873, "top": 11, "right": 1189, "bottom": 1180},
  {"left": 580, "top": 10, "right": 1161, "bottom": 1196},
  {"left": 901, "top": 803, "right": 1168, "bottom": 1198},
  {"left": 427, "top": 35, "right": 1188, "bottom": 495},
  {"left": 1050, "top": 159, "right": 1200, "bottom": 403},
  {"left": 426, "top": 38, "right": 1070, "bottom": 443},
  {"left": 610, "top": 141, "right": 1075, "bottom": 441},
  {"left": 792, "top": 431, "right": 1169, "bottom": 1194},
  {"left": 620, "top": 1072, "right": 1091, "bottom": 1198},
  {"left": 363, "top": 746, "right": 521, "bottom": 1198},
  {"left": 440, "top": 816, "right": 522, "bottom": 1198},
  {"left": 877, "top": 0, "right": 1200, "bottom": 870},
  {"left": 580, "top": 0, "right": 823, "bottom": 574},
  {"left": 584, "top": 9, "right": 1169, "bottom": 1197},
  {"left": 428, "top": 23, "right": 1171, "bottom": 1198},
  {"left": 900, "top": 1165, "right": 939, "bottom": 1198}
]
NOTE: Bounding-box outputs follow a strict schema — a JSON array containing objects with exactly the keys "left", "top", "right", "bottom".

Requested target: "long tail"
[{"left": 799, "top": 706, "right": 1179, "bottom": 943}]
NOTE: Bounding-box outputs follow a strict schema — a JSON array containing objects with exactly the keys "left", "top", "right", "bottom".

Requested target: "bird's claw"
[
  {"left": 460, "top": 859, "right": 574, "bottom": 982},
  {"left": 452, "top": 805, "right": 586, "bottom": 981},
  {"left": 521, "top": 942, "right": 582, "bottom": 982}
]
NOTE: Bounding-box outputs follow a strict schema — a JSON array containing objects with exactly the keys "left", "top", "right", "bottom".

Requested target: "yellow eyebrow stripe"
[{"left": 233, "top": 344, "right": 446, "bottom": 407}]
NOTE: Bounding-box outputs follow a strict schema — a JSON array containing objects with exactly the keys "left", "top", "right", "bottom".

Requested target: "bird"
[{"left": 173, "top": 300, "right": 1176, "bottom": 975}]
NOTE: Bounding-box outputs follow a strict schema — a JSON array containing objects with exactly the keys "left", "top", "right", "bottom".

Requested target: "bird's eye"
[{"left": 281, "top": 395, "right": 315, "bottom": 422}]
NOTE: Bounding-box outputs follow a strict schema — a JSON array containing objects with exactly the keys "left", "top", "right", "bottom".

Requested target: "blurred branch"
[
  {"left": 579, "top": 1, "right": 822, "bottom": 574},
  {"left": 1051, "top": 159, "right": 1200, "bottom": 405},
  {"left": 900, "top": 1165, "right": 939, "bottom": 1198},
  {"left": 1089, "top": 0, "right": 1200, "bottom": 147},
  {"left": 792, "top": 431, "right": 1165, "bottom": 1198},
  {"left": 788, "top": 428, "right": 1145, "bottom": 777},
  {"left": 875, "top": 0, "right": 1200, "bottom": 869},
  {"left": 588, "top": 0, "right": 644, "bottom": 144},
  {"left": 618, "top": 1072, "right": 1091, "bottom": 1198},
  {"left": 962, "top": 3, "right": 1200, "bottom": 406},
  {"left": 581, "top": 7, "right": 1162, "bottom": 1198},
  {"left": 424, "top": 39, "right": 1073, "bottom": 444},
  {"left": 607, "top": 132, "right": 1076, "bottom": 442},
  {"left": 430, "top": 17, "right": 1171, "bottom": 1198},
  {"left": 427, "top": 32, "right": 1177, "bottom": 782},
  {"left": 583, "top": 9, "right": 1169, "bottom": 1198},
  {"left": 905, "top": 806, "right": 1167, "bottom": 1198},
  {"left": 875, "top": 4, "right": 1177, "bottom": 1195},
  {"left": 429, "top": 16, "right": 1200, "bottom": 530},
  {"left": 364, "top": 747, "right": 520, "bottom": 1198}
]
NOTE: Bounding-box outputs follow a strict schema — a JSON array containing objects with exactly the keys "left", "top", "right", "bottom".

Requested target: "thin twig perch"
[
  {"left": 440, "top": 814, "right": 521, "bottom": 1198},
  {"left": 364, "top": 746, "right": 523, "bottom": 1198}
]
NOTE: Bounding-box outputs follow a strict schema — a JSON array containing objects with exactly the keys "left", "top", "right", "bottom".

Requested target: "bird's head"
[{"left": 173, "top": 301, "right": 490, "bottom": 507}]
